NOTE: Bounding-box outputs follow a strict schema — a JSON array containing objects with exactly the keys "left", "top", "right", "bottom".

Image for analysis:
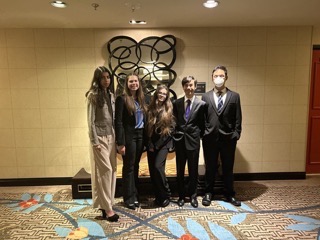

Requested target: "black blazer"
[
  {"left": 115, "top": 95, "right": 145, "bottom": 146},
  {"left": 173, "top": 96, "right": 206, "bottom": 150},
  {"left": 202, "top": 88, "right": 242, "bottom": 144},
  {"left": 145, "top": 109, "right": 174, "bottom": 151},
  {"left": 148, "top": 130, "right": 173, "bottom": 150}
]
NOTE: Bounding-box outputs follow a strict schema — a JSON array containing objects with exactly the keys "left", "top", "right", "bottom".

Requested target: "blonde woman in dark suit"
[
  {"left": 115, "top": 73, "right": 147, "bottom": 210},
  {"left": 86, "top": 66, "right": 119, "bottom": 222}
]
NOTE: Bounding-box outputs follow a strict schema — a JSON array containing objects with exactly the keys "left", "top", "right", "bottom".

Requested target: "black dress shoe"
[
  {"left": 107, "top": 214, "right": 119, "bottom": 222},
  {"left": 126, "top": 203, "right": 136, "bottom": 210},
  {"left": 190, "top": 197, "right": 198, "bottom": 208},
  {"left": 160, "top": 199, "right": 170, "bottom": 207},
  {"left": 202, "top": 193, "right": 212, "bottom": 207},
  {"left": 134, "top": 201, "right": 140, "bottom": 207},
  {"left": 177, "top": 198, "right": 185, "bottom": 207},
  {"left": 226, "top": 197, "right": 241, "bottom": 206}
]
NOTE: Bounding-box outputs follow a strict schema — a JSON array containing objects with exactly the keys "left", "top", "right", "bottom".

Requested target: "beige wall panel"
[{"left": 0, "top": 26, "right": 315, "bottom": 179}]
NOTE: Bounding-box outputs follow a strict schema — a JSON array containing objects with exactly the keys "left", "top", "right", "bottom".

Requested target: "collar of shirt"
[
  {"left": 184, "top": 96, "right": 194, "bottom": 110},
  {"left": 213, "top": 88, "right": 227, "bottom": 107},
  {"left": 184, "top": 95, "right": 195, "bottom": 104},
  {"left": 214, "top": 88, "right": 227, "bottom": 96}
]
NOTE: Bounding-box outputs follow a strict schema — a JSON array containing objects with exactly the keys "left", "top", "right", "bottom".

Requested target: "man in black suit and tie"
[
  {"left": 201, "top": 65, "right": 242, "bottom": 207},
  {"left": 173, "top": 76, "right": 206, "bottom": 208}
]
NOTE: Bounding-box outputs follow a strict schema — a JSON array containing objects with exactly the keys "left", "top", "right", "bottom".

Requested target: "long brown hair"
[
  {"left": 85, "top": 66, "right": 112, "bottom": 108},
  {"left": 147, "top": 85, "right": 175, "bottom": 137},
  {"left": 123, "top": 73, "right": 147, "bottom": 115}
]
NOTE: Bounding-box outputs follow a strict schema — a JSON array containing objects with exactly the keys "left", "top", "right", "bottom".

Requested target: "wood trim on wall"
[
  {"left": 0, "top": 178, "right": 72, "bottom": 187},
  {"left": 0, "top": 172, "right": 306, "bottom": 187}
]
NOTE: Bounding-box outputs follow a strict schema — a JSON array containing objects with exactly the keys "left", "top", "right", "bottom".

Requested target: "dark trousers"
[
  {"left": 122, "top": 129, "right": 144, "bottom": 205},
  {"left": 147, "top": 148, "right": 171, "bottom": 202},
  {"left": 175, "top": 143, "right": 200, "bottom": 199},
  {"left": 203, "top": 138, "right": 237, "bottom": 197}
]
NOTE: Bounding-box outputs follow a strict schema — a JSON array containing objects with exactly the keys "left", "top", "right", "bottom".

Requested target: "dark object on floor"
[
  {"left": 190, "top": 197, "right": 198, "bottom": 208},
  {"left": 177, "top": 198, "right": 185, "bottom": 207},
  {"left": 162, "top": 199, "right": 170, "bottom": 207},
  {"left": 134, "top": 201, "right": 140, "bottom": 207},
  {"left": 202, "top": 193, "right": 212, "bottom": 206},
  {"left": 72, "top": 168, "right": 92, "bottom": 199},
  {"left": 226, "top": 196, "right": 241, "bottom": 206},
  {"left": 126, "top": 203, "right": 136, "bottom": 210},
  {"left": 107, "top": 214, "right": 119, "bottom": 222}
]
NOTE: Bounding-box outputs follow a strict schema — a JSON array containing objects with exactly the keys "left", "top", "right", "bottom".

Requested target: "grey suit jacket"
[
  {"left": 202, "top": 88, "right": 242, "bottom": 144},
  {"left": 87, "top": 91, "right": 115, "bottom": 145}
]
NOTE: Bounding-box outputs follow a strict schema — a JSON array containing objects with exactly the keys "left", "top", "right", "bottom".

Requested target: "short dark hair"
[
  {"left": 212, "top": 65, "right": 228, "bottom": 77},
  {"left": 181, "top": 75, "right": 197, "bottom": 87}
]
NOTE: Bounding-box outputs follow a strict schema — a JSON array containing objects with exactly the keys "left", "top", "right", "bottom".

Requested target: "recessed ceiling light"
[
  {"left": 50, "top": 1, "right": 67, "bottom": 8},
  {"left": 203, "top": 0, "right": 219, "bottom": 8},
  {"left": 129, "top": 20, "right": 147, "bottom": 25}
]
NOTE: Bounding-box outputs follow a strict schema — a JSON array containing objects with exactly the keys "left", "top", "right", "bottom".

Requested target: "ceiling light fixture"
[
  {"left": 203, "top": 0, "right": 219, "bottom": 8},
  {"left": 91, "top": 3, "right": 99, "bottom": 10},
  {"left": 125, "top": 3, "right": 146, "bottom": 25},
  {"left": 129, "top": 20, "right": 147, "bottom": 25},
  {"left": 50, "top": 1, "right": 67, "bottom": 8},
  {"left": 125, "top": 2, "right": 141, "bottom": 12}
]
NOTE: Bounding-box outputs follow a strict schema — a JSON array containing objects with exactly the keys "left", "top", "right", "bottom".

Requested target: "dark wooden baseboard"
[
  {"left": 234, "top": 172, "right": 306, "bottom": 181},
  {"left": 0, "top": 171, "right": 306, "bottom": 187},
  {"left": 0, "top": 177, "right": 72, "bottom": 187},
  {"left": 0, "top": 170, "right": 306, "bottom": 199}
]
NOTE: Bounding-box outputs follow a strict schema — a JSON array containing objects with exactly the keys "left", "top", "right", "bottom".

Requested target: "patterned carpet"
[{"left": 1, "top": 177, "right": 320, "bottom": 240}]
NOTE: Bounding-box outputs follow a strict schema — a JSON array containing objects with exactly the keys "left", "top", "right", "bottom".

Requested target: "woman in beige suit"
[{"left": 86, "top": 66, "right": 119, "bottom": 222}]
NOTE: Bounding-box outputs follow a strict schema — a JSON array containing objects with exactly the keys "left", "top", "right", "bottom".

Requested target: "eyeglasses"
[{"left": 158, "top": 92, "right": 167, "bottom": 96}]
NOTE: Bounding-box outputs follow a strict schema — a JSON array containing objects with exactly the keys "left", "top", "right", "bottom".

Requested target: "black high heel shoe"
[
  {"left": 107, "top": 214, "right": 119, "bottom": 222},
  {"left": 95, "top": 209, "right": 107, "bottom": 220}
]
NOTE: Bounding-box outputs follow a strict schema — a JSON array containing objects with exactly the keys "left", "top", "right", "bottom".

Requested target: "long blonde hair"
[{"left": 147, "top": 85, "right": 175, "bottom": 137}]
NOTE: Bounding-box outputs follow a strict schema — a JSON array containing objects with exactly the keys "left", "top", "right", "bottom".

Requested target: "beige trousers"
[{"left": 91, "top": 135, "right": 117, "bottom": 212}]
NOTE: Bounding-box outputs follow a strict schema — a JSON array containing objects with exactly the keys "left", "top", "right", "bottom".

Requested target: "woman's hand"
[
  {"left": 117, "top": 145, "right": 125, "bottom": 155},
  {"left": 94, "top": 144, "right": 102, "bottom": 152}
]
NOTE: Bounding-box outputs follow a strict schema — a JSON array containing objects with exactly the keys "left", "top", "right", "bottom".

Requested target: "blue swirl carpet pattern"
[{"left": 0, "top": 179, "right": 319, "bottom": 239}]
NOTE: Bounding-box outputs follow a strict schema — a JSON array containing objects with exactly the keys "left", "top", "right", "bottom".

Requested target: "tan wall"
[
  {"left": 0, "top": 26, "right": 313, "bottom": 178},
  {"left": 312, "top": 26, "right": 320, "bottom": 44}
]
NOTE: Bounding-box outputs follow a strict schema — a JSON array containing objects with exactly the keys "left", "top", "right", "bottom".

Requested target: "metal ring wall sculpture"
[{"left": 107, "top": 35, "right": 177, "bottom": 99}]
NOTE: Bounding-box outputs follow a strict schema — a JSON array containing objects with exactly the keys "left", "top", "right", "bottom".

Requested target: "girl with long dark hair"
[{"left": 86, "top": 66, "right": 119, "bottom": 222}]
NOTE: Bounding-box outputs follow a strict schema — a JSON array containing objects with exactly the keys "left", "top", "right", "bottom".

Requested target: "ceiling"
[{"left": 1, "top": 0, "right": 320, "bottom": 29}]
